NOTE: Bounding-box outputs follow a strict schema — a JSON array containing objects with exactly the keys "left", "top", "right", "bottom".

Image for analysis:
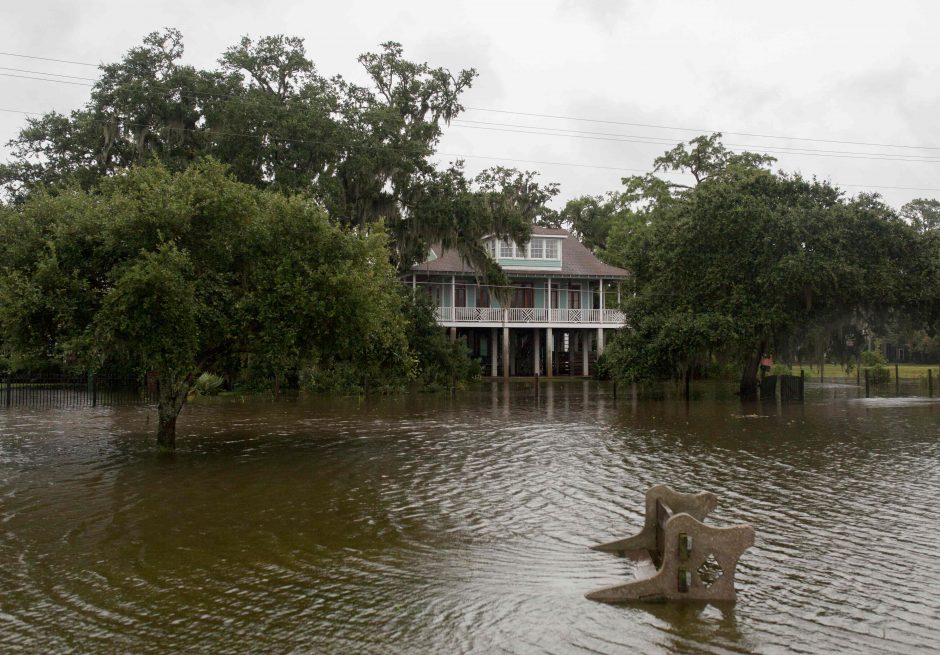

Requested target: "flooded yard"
[{"left": 1, "top": 381, "right": 938, "bottom": 653}]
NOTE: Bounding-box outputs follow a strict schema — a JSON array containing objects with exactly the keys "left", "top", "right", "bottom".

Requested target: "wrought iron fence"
[{"left": 1, "top": 371, "right": 158, "bottom": 409}]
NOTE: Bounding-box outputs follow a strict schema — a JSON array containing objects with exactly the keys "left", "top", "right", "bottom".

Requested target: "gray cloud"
[{"left": 2, "top": 0, "right": 938, "bottom": 208}]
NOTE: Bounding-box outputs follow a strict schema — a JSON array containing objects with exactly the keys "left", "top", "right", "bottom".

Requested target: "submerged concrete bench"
[{"left": 586, "top": 484, "right": 754, "bottom": 603}]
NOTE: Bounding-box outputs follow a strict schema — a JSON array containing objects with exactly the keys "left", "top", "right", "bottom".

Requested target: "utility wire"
[
  {"left": 0, "top": 66, "right": 98, "bottom": 81},
  {"left": 462, "top": 106, "right": 940, "bottom": 152},
  {"left": 450, "top": 122, "right": 940, "bottom": 164},
  {"left": 451, "top": 119, "right": 940, "bottom": 163},
  {"left": 1, "top": 106, "right": 939, "bottom": 193},
  {"left": 0, "top": 51, "right": 100, "bottom": 67},
  {"left": 1, "top": 47, "right": 938, "bottom": 152},
  {"left": 0, "top": 72, "right": 93, "bottom": 86},
  {"left": 3, "top": 72, "right": 939, "bottom": 165}
]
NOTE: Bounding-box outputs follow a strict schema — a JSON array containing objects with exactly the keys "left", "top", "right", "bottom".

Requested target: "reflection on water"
[{"left": 1, "top": 381, "right": 939, "bottom": 654}]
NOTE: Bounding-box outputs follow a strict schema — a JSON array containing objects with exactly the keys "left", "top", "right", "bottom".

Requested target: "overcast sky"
[{"left": 2, "top": 0, "right": 938, "bottom": 209}]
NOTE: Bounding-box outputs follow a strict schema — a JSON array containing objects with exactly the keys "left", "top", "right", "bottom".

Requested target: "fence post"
[
  {"left": 4, "top": 372, "right": 10, "bottom": 408},
  {"left": 865, "top": 368, "right": 870, "bottom": 397},
  {"left": 895, "top": 362, "right": 900, "bottom": 394},
  {"left": 87, "top": 371, "right": 97, "bottom": 408},
  {"left": 799, "top": 369, "right": 805, "bottom": 401},
  {"left": 929, "top": 368, "right": 934, "bottom": 397}
]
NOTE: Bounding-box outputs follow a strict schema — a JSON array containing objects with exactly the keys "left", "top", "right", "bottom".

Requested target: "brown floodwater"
[{"left": 1, "top": 380, "right": 938, "bottom": 654}]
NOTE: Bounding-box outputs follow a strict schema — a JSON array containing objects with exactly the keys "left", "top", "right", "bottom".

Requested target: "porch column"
[
  {"left": 599, "top": 277, "right": 605, "bottom": 317},
  {"left": 546, "top": 278, "right": 551, "bottom": 321},
  {"left": 582, "top": 330, "right": 590, "bottom": 375},
  {"left": 491, "top": 327, "right": 498, "bottom": 377},
  {"left": 546, "top": 327, "right": 553, "bottom": 378},
  {"left": 597, "top": 327, "right": 605, "bottom": 355},
  {"left": 449, "top": 327, "right": 457, "bottom": 342},
  {"left": 412, "top": 273, "right": 417, "bottom": 293},
  {"left": 570, "top": 331, "right": 576, "bottom": 377},
  {"left": 451, "top": 275, "right": 456, "bottom": 317},
  {"left": 502, "top": 323, "right": 510, "bottom": 379},
  {"left": 534, "top": 328, "right": 541, "bottom": 376}
]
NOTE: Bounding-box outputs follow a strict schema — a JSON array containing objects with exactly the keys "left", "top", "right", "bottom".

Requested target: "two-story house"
[{"left": 407, "top": 227, "right": 628, "bottom": 378}]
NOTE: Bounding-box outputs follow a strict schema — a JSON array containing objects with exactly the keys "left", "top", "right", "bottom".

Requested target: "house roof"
[{"left": 409, "top": 227, "right": 629, "bottom": 279}]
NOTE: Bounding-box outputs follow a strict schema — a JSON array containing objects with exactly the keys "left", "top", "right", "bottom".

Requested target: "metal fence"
[{"left": 1, "top": 371, "right": 158, "bottom": 409}]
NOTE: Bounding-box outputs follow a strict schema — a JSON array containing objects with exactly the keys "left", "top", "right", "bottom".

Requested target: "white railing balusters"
[{"left": 436, "top": 307, "right": 625, "bottom": 325}]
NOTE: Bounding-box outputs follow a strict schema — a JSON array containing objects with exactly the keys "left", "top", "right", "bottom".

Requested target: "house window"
[
  {"left": 486, "top": 240, "right": 497, "bottom": 258},
  {"left": 544, "top": 239, "right": 559, "bottom": 259},
  {"left": 455, "top": 286, "right": 466, "bottom": 307},
  {"left": 500, "top": 240, "right": 513, "bottom": 258},
  {"left": 530, "top": 238, "right": 544, "bottom": 258}
]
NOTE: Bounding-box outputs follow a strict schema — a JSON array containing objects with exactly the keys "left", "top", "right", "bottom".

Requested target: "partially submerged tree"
[{"left": 0, "top": 160, "right": 412, "bottom": 447}]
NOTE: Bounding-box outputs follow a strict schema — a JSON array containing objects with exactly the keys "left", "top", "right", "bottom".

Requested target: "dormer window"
[
  {"left": 544, "top": 239, "right": 559, "bottom": 259},
  {"left": 488, "top": 236, "right": 562, "bottom": 262}
]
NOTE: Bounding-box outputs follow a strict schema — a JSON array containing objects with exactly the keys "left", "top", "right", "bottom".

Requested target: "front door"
[
  {"left": 569, "top": 284, "right": 581, "bottom": 309},
  {"left": 512, "top": 283, "right": 534, "bottom": 308}
]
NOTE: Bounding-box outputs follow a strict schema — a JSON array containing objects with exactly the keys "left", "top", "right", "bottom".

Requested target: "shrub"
[
  {"left": 191, "top": 372, "right": 224, "bottom": 396},
  {"left": 860, "top": 350, "right": 890, "bottom": 384}
]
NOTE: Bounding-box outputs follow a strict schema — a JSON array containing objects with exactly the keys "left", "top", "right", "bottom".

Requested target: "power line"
[
  {"left": 5, "top": 72, "right": 940, "bottom": 165},
  {"left": 462, "top": 106, "right": 940, "bottom": 152},
  {"left": 1, "top": 47, "right": 938, "bottom": 152},
  {"left": 1, "top": 106, "right": 939, "bottom": 193},
  {"left": 451, "top": 119, "right": 940, "bottom": 163},
  {"left": 0, "top": 72, "right": 93, "bottom": 87},
  {"left": 0, "top": 51, "right": 100, "bottom": 68},
  {"left": 0, "top": 67, "right": 98, "bottom": 81}
]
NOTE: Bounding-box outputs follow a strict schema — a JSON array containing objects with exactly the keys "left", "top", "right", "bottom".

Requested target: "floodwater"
[{"left": 1, "top": 381, "right": 938, "bottom": 654}]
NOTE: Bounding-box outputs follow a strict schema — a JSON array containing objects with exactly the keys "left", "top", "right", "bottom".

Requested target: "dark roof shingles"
[{"left": 410, "top": 227, "right": 628, "bottom": 278}]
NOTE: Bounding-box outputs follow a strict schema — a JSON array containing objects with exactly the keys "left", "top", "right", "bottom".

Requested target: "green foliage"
[
  {"left": 191, "top": 372, "right": 224, "bottom": 396},
  {"left": 401, "top": 290, "right": 480, "bottom": 389},
  {"left": 859, "top": 349, "right": 891, "bottom": 383},
  {"left": 0, "top": 160, "right": 413, "bottom": 444},
  {"left": 558, "top": 193, "right": 624, "bottom": 252},
  {"left": 598, "top": 135, "right": 934, "bottom": 394},
  {"left": 860, "top": 350, "right": 887, "bottom": 368},
  {"left": 0, "top": 29, "right": 557, "bottom": 281},
  {"left": 901, "top": 198, "right": 940, "bottom": 234}
]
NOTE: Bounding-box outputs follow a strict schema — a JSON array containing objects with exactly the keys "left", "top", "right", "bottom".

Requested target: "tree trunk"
[
  {"left": 739, "top": 344, "right": 764, "bottom": 401},
  {"left": 157, "top": 412, "right": 178, "bottom": 449},
  {"left": 156, "top": 371, "right": 193, "bottom": 449}
]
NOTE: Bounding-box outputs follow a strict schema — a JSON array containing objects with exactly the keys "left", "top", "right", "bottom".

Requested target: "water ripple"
[{"left": 1, "top": 383, "right": 939, "bottom": 653}]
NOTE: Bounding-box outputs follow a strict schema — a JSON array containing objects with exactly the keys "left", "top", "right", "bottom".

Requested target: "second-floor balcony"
[{"left": 435, "top": 307, "right": 626, "bottom": 326}]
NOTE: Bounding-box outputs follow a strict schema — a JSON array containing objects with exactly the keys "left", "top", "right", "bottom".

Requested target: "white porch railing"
[{"left": 435, "top": 307, "right": 625, "bottom": 324}]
